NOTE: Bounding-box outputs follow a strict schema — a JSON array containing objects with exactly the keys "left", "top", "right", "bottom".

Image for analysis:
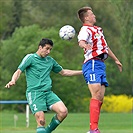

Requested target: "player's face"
[
  {"left": 39, "top": 44, "right": 53, "bottom": 57},
  {"left": 85, "top": 10, "right": 96, "bottom": 24}
]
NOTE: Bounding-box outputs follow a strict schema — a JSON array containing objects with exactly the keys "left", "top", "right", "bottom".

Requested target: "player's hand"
[
  {"left": 5, "top": 81, "right": 15, "bottom": 88},
  {"left": 115, "top": 60, "right": 122, "bottom": 72},
  {"left": 84, "top": 43, "right": 92, "bottom": 52},
  {"left": 79, "top": 41, "right": 92, "bottom": 51}
]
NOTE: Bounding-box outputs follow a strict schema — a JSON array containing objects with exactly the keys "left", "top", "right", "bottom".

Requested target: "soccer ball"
[{"left": 59, "top": 25, "right": 76, "bottom": 40}]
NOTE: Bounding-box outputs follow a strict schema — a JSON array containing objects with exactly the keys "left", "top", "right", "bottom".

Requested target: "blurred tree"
[
  {"left": 0, "top": 0, "right": 13, "bottom": 39},
  {"left": 1, "top": 0, "right": 22, "bottom": 39},
  {"left": 0, "top": 24, "right": 86, "bottom": 112},
  {"left": 0, "top": 0, "right": 132, "bottom": 112},
  {"left": 105, "top": 0, "right": 133, "bottom": 95}
]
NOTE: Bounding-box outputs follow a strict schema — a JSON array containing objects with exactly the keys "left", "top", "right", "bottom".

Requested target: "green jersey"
[{"left": 18, "top": 53, "right": 62, "bottom": 91}]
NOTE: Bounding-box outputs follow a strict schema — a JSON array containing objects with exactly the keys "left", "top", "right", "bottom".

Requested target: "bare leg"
[
  {"left": 35, "top": 111, "right": 46, "bottom": 133},
  {"left": 45, "top": 101, "right": 68, "bottom": 133},
  {"left": 51, "top": 101, "right": 68, "bottom": 121}
]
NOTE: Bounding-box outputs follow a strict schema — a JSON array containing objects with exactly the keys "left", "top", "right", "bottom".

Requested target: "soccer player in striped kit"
[{"left": 77, "top": 7, "right": 122, "bottom": 133}]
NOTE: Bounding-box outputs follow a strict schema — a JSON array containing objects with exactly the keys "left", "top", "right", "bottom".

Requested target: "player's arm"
[
  {"left": 59, "top": 69, "right": 82, "bottom": 76},
  {"left": 79, "top": 40, "right": 92, "bottom": 51},
  {"left": 108, "top": 47, "right": 122, "bottom": 72},
  {"left": 5, "top": 69, "right": 22, "bottom": 88}
]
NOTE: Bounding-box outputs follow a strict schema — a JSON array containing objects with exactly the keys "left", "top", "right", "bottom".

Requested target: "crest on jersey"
[{"left": 95, "top": 33, "right": 101, "bottom": 39}]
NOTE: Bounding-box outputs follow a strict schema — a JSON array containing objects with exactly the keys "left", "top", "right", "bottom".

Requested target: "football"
[{"left": 59, "top": 25, "right": 76, "bottom": 40}]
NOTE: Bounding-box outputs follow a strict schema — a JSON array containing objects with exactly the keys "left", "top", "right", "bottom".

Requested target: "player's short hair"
[
  {"left": 77, "top": 7, "right": 92, "bottom": 23},
  {"left": 39, "top": 38, "right": 53, "bottom": 47}
]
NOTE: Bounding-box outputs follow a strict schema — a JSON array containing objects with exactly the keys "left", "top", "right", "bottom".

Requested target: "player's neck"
[
  {"left": 83, "top": 23, "right": 94, "bottom": 27},
  {"left": 83, "top": 21, "right": 94, "bottom": 26},
  {"left": 36, "top": 51, "right": 40, "bottom": 56}
]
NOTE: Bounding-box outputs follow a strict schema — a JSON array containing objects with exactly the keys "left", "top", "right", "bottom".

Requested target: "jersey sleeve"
[
  {"left": 18, "top": 54, "right": 32, "bottom": 72},
  {"left": 52, "top": 59, "right": 63, "bottom": 73},
  {"left": 78, "top": 27, "right": 89, "bottom": 42}
]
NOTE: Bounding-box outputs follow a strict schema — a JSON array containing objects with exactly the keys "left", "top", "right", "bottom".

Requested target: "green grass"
[{"left": 0, "top": 112, "right": 132, "bottom": 133}]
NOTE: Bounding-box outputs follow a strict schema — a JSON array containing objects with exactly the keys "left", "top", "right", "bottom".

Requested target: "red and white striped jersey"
[{"left": 78, "top": 24, "right": 108, "bottom": 63}]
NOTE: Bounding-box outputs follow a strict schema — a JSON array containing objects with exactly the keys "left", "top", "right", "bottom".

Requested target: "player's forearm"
[
  {"left": 5, "top": 69, "right": 22, "bottom": 88},
  {"left": 11, "top": 69, "right": 22, "bottom": 82},
  {"left": 59, "top": 69, "right": 82, "bottom": 76},
  {"left": 108, "top": 47, "right": 119, "bottom": 62},
  {"left": 79, "top": 40, "right": 92, "bottom": 51},
  {"left": 66, "top": 70, "right": 82, "bottom": 76},
  {"left": 79, "top": 41, "right": 87, "bottom": 49}
]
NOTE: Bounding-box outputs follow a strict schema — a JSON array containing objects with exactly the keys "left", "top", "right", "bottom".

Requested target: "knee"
[
  {"left": 91, "top": 89, "right": 104, "bottom": 101},
  {"left": 60, "top": 107, "right": 68, "bottom": 118},
  {"left": 96, "top": 93, "right": 103, "bottom": 101},
  {"left": 58, "top": 107, "right": 68, "bottom": 120}
]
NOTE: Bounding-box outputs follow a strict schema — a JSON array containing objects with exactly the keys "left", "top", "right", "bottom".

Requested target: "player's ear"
[{"left": 38, "top": 45, "right": 43, "bottom": 50}]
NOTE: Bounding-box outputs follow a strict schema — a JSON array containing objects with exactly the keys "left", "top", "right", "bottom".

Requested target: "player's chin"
[
  {"left": 94, "top": 19, "right": 96, "bottom": 23},
  {"left": 41, "top": 54, "right": 47, "bottom": 58},
  {"left": 44, "top": 54, "right": 49, "bottom": 57}
]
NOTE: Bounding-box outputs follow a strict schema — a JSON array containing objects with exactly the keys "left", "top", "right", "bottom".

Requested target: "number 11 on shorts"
[{"left": 90, "top": 74, "right": 96, "bottom": 81}]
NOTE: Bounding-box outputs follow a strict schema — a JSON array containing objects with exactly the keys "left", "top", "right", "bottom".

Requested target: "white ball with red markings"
[{"left": 59, "top": 25, "right": 76, "bottom": 40}]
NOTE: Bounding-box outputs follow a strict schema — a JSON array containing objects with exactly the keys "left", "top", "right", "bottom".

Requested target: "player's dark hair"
[
  {"left": 39, "top": 38, "right": 53, "bottom": 47},
  {"left": 77, "top": 7, "right": 92, "bottom": 23}
]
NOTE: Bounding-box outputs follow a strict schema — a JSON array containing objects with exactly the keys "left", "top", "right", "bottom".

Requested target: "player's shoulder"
[
  {"left": 79, "top": 26, "right": 88, "bottom": 34},
  {"left": 20, "top": 53, "right": 34, "bottom": 66},
  {"left": 24, "top": 53, "right": 33, "bottom": 59},
  {"left": 94, "top": 25, "right": 103, "bottom": 30},
  {"left": 81, "top": 25, "right": 97, "bottom": 31},
  {"left": 81, "top": 25, "right": 88, "bottom": 30}
]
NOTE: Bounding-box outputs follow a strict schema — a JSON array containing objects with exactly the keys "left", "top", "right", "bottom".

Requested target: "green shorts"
[{"left": 26, "top": 90, "right": 61, "bottom": 114}]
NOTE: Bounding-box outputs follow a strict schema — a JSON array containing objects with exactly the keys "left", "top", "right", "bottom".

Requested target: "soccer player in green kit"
[{"left": 5, "top": 38, "right": 82, "bottom": 133}]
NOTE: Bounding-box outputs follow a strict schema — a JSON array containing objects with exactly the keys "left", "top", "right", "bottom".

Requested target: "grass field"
[{"left": 0, "top": 112, "right": 132, "bottom": 133}]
